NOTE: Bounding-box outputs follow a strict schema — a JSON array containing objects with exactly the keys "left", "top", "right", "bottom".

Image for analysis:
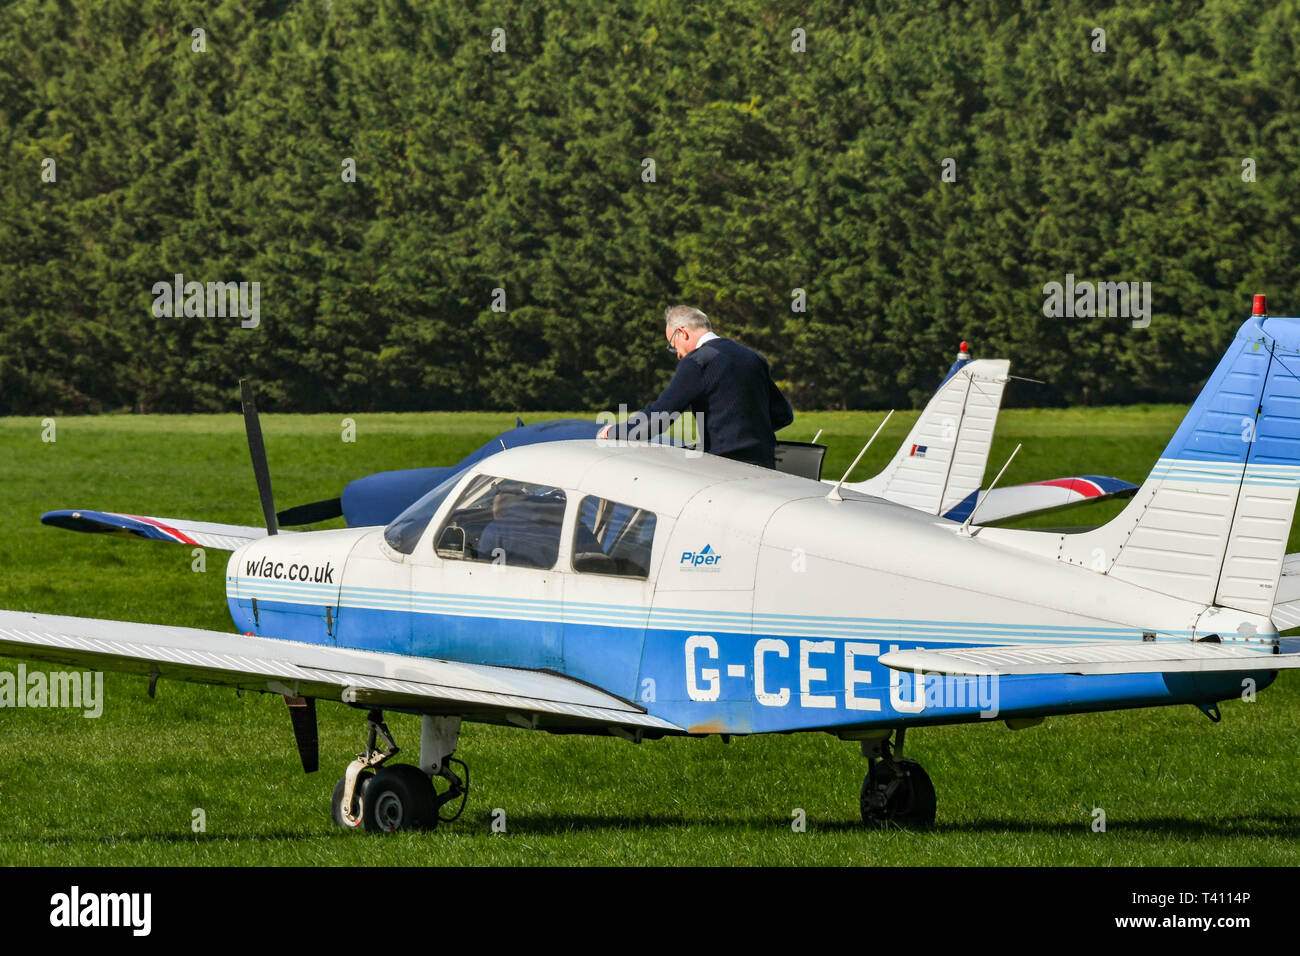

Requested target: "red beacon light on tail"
[
  {"left": 958, "top": 340, "right": 971, "bottom": 360},
  {"left": 1253, "top": 294, "right": 1267, "bottom": 317}
]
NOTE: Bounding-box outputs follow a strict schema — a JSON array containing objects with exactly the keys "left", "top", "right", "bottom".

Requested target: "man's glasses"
[{"left": 665, "top": 328, "right": 683, "bottom": 354}]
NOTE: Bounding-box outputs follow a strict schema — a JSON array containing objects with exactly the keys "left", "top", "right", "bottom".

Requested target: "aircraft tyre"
[
  {"left": 860, "top": 758, "right": 936, "bottom": 827},
  {"left": 361, "top": 764, "right": 438, "bottom": 833},
  {"left": 331, "top": 770, "right": 374, "bottom": 829}
]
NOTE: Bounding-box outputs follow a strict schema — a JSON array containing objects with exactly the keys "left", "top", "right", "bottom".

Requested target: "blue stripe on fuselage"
[{"left": 231, "top": 577, "right": 1198, "bottom": 641}]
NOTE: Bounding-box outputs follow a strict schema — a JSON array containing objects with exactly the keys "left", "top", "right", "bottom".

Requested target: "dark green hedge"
[{"left": 3, "top": 0, "right": 1297, "bottom": 413}]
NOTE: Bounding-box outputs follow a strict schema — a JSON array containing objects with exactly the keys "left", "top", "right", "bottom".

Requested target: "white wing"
[
  {"left": 0, "top": 609, "right": 679, "bottom": 735},
  {"left": 40, "top": 510, "right": 282, "bottom": 550}
]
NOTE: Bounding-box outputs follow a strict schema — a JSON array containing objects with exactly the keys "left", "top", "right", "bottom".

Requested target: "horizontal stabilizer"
[
  {"left": 880, "top": 641, "right": 1300, "bottom": 676},
  {"left": 1273, "top": 552, "right": 1300, "bottom": 630},
  {"left": 942, "top": 475, "right": 1138, "bottom": 524},
  {"left": 0, "top": 609, "right": 681, "bottom": 735},
  {"left": 41, "top": 510, "right": 283, "bottom": 550}
]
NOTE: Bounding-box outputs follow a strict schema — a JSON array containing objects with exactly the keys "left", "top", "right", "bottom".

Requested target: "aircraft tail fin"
[
  {"left": 852, "top": 351, "right": 1009, "bottom": 516},
  {"left": 1057, "top": 309, "right": 1300, "bottom": 617}
]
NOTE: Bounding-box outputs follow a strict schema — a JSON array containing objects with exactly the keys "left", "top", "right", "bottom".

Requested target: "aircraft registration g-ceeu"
[{"left": 9, "top": 302, "right": 1300, "bottom": 831}]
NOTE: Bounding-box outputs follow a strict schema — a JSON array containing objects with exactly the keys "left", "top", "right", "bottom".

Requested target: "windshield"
[{"left": 384, "top": 465, "right": 472, "bottom": 554}]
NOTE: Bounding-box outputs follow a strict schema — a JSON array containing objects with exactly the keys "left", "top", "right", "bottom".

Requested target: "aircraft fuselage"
[{"left": 226, "top": 443, "right": 1276, "bottom": 736}]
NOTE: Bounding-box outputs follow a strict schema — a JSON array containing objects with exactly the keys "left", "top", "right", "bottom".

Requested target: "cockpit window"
[
  {"left": 384, "top": 465, "right": 471, "bottom": 554},
  {"left": 571, "top": 495, "right": 656, "bottom": 578},
  {"left": 433, "top": 475, "right": 566, "bottom": 570}
]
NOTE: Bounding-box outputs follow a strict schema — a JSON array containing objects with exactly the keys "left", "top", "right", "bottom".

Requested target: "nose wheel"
[{"left": 859, "top": 728, "right": 936, "bottom": 827}]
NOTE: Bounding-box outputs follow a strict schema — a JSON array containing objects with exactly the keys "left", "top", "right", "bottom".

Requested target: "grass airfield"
[{"left": 0, "top": 407, "right": 1297, "bottom": 866}]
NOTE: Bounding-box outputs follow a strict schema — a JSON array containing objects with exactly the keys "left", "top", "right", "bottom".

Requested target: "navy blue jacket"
[{"left": 612, "top": 337, "right": 794, "bottom": 467}]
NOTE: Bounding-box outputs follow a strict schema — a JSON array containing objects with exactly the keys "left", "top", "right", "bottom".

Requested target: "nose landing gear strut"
[{"left": 331, "top": 711, "right": 469, "bottom": 833}]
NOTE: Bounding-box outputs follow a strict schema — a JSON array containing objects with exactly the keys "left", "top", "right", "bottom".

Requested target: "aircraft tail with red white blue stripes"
[{"left": 847, "top": 342, "right": 1138, "bottom": 522}]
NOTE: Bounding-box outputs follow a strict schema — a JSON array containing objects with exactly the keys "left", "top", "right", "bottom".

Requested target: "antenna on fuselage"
[
  {"left": 239, "top": 379, "right": 279, "bottom": 536},
  {"left": 827, "top": 410, "right": 893, "bottom": 502},
  {"left": 812, "top": 428, "right": 823, "bottom": 444},
  {"left": 959, "top": 442, "right": 1022, "bottom": 535}
]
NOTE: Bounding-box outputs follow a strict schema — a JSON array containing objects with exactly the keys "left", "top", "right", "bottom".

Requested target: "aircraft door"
[{"left": 561, "top": 495, "right": 660, "bottom": 702}]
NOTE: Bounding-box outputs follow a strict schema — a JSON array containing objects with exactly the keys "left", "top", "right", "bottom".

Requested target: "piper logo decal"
[{"left": 680, "top": 544, "right": 723, "bottom": 570}]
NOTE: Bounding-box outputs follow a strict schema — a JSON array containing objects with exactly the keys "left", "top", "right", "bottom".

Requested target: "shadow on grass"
[
  {"left": 0, "top": 830, "right": 339, "bottom": 848},
  {"left": 9, "top": 811, "right": 1300, "bottom": 844},
  {"left": 427, "top": 810, "right": 1300, "bottom": 839},
  {"left": 805, "top": 812, "right": 1300, "bottom": 838}
]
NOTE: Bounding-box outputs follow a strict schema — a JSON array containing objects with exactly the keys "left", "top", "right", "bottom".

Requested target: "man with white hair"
[{"left": 599, "top": 305, "right": 794, "bottom": 467}]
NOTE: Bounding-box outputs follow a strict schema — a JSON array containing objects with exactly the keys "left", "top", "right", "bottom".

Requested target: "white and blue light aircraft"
[{"left": 8, "top": 306, "right": 1300, "bottom": 831}]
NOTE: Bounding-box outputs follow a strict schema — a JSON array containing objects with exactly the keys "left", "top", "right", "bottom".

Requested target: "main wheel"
[
  {"left": 860, "top": 758, "right": 936, "bottom": 827},
  {"left": 362, "top": 764, "right": 437, "bottom": 833},
  {"left": 331, "top": 770, "right": 374, "bottom": 829}
]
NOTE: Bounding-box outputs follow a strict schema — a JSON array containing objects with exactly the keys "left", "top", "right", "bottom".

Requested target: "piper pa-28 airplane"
[{"left": 11, "top": 306, "right": 1300, "bottom": 831}]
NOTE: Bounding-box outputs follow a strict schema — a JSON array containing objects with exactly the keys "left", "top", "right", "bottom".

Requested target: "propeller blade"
[
  {"left": 276, "top": 498, "right": 343, "bottom": 527},
  {"left": 239, "top": 379, "right": 279, "bottom": 536}
]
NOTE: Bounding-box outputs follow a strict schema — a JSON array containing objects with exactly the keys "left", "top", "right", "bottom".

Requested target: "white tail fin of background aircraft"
[
  {"left": 837, "top": 343, "right": 1136, "bottom": 524},
  {"left": 846, "top": 351, "right": 1010, "bottom": 516}
]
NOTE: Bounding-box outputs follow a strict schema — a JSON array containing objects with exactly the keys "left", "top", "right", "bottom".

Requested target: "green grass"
[{"left": 0, "top": 408, "right": 1297, "bottom": 865}]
